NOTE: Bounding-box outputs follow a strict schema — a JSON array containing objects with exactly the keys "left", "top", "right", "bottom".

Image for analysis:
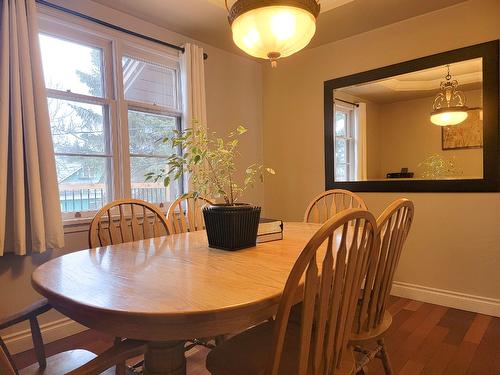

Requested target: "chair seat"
[
  {"left": 19, "top": 349, "right": 115, "bottom": 375},
  {"left": 206, "top": 321, "right": 355, "bottom": 375},
  {"left": 350, "top": 310, "right": 393, "bottom": 344}
]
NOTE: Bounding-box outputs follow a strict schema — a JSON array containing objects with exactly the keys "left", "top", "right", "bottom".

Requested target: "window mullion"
[
  {"left": 129, "top": 153, "right": 169, "bottom": 158},
  {"left": 113, "top": 40, "right": 132, "bottom": 201},
  {"left": 126, "top": 100, "right": 182, "bottom": 117},
  {"left": 46, "top": 89, "right": 109, "bottom": 105},
  {"left": 55, "top": 152, "right": 112, "bottom": 157}
]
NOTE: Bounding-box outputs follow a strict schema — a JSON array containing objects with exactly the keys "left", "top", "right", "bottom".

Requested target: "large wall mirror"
[{"left": 324, "top": 41, "right": 499, "bottom": 192}]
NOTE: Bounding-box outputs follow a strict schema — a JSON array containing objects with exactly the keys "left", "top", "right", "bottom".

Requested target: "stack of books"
[{"left": 257, "top": 218, "right": 283, "bottom": 243}]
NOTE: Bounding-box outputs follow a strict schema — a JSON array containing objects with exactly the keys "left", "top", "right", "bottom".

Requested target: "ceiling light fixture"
[
  {"left": 226, "top": 0, "right": 320, "bottom": 67},
  {"left": 430, "top": 65, "right": 469, "bottom": 126}
]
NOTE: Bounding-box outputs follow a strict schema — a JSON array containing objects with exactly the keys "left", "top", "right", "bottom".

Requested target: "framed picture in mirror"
[{"left": 441, "top": 108, "right": 483, "bottom": 150}]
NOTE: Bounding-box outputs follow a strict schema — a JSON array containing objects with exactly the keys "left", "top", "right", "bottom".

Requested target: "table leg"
[{"left": 143, "top": 340, "right": 187, "bottom": 375}]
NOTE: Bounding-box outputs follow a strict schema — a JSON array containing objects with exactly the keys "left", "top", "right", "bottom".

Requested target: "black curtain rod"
[
  {"left": 36, "top": 0, "right": 208, "bottom": 60},
  {"left": 334, "top": 98, "right": 359, "bottom": 107}
]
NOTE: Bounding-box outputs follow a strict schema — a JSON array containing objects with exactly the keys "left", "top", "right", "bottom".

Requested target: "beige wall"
[
  {"left": 0, "top": 0, "right": 264, "bottom": 337},
  {"left": 376, "top": 89, "right": 483, "bottom": 179},
  {"left": 366, "top": 102, "right": 382, "bottom": 179},
  {"left": 263, "top": 0, "right": 500, "bottom": 301}
]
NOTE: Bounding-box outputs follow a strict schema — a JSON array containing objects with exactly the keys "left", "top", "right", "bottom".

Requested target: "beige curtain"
[
  {"left": 180, "top": 43, "right": 207, "bottom": 128},
  {"left": 0, "top": 0, "right": 64, "bottom": 255},
  {"left": 355, "top": 102, "right": 367, "bottom": 181}
]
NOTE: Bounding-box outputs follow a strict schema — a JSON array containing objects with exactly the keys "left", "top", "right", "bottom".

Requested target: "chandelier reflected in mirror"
[
  {"left": 430, "top": 64, "right": 469, "bottom": 126},
  {"left": 226, "top": 0, "right": 320, "bottom": 67}
]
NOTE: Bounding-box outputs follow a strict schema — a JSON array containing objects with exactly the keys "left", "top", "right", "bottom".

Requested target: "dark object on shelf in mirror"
[
  {"left": 387, "top": 168, "right": 414, "bottom": 179},
  {"left": 203, "top": 204, "right": 261, "bottom": 250}
]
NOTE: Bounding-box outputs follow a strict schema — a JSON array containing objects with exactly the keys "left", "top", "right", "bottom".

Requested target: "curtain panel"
[
  {"left": 180, "top": 43, "right": 207, "bottom": 129},
  {"left": 355, "top": 103, "right": 367, "bottom": 181},
  {"left": 0, "top": 0, "right": 64, "bottom": 255}
]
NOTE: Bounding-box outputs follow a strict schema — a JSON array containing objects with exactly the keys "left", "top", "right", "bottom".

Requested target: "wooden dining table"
[{"left": 31, "top": 222, "right": 323, "bottom": 375}]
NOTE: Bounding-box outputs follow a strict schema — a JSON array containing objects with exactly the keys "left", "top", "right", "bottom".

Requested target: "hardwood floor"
[{"left": 11, "top": 297, "right": 500, "bottom": 374}]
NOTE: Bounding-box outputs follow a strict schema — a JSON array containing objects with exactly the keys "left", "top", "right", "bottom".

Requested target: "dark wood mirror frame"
[{"left": 324, "top": 40, "right": 499, "bottom": 192}]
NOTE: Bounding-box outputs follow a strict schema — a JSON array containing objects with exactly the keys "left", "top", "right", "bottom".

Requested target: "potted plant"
[{"left": 147, "top": 124, "right": 275, "bottom": 250}]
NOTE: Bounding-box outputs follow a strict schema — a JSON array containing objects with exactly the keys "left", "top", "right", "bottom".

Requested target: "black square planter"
[{"left": 203, "top": 204, "right": 261, "bottom": 250}]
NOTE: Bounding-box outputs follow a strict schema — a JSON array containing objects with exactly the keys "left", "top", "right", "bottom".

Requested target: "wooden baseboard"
[
  {"left": 3, "top": 317, "right": 87, "bottom": 355},
  {"left": 391, "top": 281, "right": 500, "bottom": 317}
]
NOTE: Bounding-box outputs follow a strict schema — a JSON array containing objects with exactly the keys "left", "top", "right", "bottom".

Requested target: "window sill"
[
  {"left": 63, "top": 216, "right": 93, "bottom": 234},
  {"left": 62, "top": 205, "right": 171, "bottom": 234}
]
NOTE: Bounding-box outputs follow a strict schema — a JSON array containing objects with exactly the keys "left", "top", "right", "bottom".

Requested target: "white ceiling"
[
  {"left": 206, "top": 0, "right": 355, "bottom": 13},
  {"left": 91, "top": 0, "right": 469, "bottom": 58}
]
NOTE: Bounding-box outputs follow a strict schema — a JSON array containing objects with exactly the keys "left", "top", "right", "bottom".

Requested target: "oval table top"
[{"left": 32, "top": 222, "right": 323, "bottom": 341}]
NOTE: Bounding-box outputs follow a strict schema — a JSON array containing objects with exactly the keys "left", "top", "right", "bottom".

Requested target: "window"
[
  {"left": 40, "top": 34, "right": 112, "bottom": 213},
  {"left": 122, "top": 56, "right": 178, "bottom": 108},
  {"left": 38, "top": 16, "right": 183, "bottom": 219},
  {"left": 128, "top": 110, "right": 181, "bottom": 203},
  {"left": 121, "top": 52, "right": 183, "bottom": 205},
  {"left": 334, "top": 104, "right": 355, "bottom": 181}
]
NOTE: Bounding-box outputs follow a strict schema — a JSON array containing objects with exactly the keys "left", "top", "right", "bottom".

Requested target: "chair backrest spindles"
[
  {"left": 268, "top": 209, "right": 377, "bottom": 375},
  {"left": 304, "top": 189, "right": 367, "bottom": 224},
  {"left": 167, "top": 196, "right": 212, "bottom": 234},
  {"left": 89, "top": 199, "right": 171, "bottom": 248},
  {"left": 354, "top": 198, "right": 414, "bottom": 335}
]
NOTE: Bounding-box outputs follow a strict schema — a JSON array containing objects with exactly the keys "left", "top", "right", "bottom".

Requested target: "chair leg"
[
  {"left": 376, "top": 339, "right": 393, "bottom": 375},
  {"left": 114, "top": 337, "right": 126, "bottom": 375},
  {"left": 29, "top": 317, "right": 47, "bottom": 369},
  {"left": 214, "top": 335, "right": 226, "bottom": 346}
]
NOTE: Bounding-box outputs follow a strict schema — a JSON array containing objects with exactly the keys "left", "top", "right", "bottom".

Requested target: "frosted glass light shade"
[
  {"left": 430, "top": 109, "right": 468, "bottom": 126},
  {"left": 231, "top": 5, "right": 317, "bottom": 60}
]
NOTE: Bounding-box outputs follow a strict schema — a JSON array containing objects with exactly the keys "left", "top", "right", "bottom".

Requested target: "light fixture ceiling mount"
[{"left": 226, "top": 0, "right": 320, "bottom": 67}]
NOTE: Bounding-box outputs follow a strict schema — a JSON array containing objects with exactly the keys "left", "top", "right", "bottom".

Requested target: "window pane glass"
[
  {"left": 130, "top": 157, "right": 180, "bottom": 204},
  {"left": 335, "top": 112, "right": 347, "bottom": 136},
  {"left": 39, "top": 34, "right": 104, "bottom": 97},
  {"left": 48, "top": 98, "right": 106, "bottom": 154},
  {"left": 128, "top": 110, "right": 178, "bottom": 156},
  {"left": 335, "top": 139, "right": 346, "bottom": 164},
  {"left": 56, "top": 155, "right": 110, "bottom": 212},
  {"left": 122, "top": 56, "right": 177, "bottom": 108},
  {"left": 335, "top": 164, "right": 347, "bottom": 181}
]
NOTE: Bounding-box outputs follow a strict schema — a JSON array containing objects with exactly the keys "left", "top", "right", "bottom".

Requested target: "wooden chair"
[
  {"left": 304, "top": 189, "right": 367, "bottom": 224},
  {"left": 166, "top": 195, "right": 212, "bottom": 234},
  {"left": 89, "top": 198, "right": 172, "bottom": 248},
  {"left": 206, "top": 208, "right": 378, "bottom": 375},
  {"left": 88, "top": 199, "right": 170, "bottom": 372},
  {"left": 0, "top": 299, "right": 146, "bottom": 375},
  {"left": 350, "top": 199, "right": 414, "bottom": 374},
  {"left": 167, "top": 195, "right": 225, "bottom": 349}
]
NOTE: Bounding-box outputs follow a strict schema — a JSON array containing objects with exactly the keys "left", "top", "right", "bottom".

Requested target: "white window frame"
[
  {"left": 116, "top": 43, "right": 183, "bottom": 204},
  {"left": 37, "top": 6, "right": 184, "bottom": 223},
  {"left": 334, "top": 103, "right": 356, "bottom": 182}
]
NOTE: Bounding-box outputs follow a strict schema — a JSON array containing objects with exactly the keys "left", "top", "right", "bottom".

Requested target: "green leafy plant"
[
  {"left": 418, "top": 154, "right": 463, "bottom": 179},
  {"left": 146, "top": 124, "right": 275, "bottom": 205}
]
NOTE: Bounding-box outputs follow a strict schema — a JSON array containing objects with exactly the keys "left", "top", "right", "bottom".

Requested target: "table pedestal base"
[{"left": 143, "top": 341, "right": 187, "bottom": 375}]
